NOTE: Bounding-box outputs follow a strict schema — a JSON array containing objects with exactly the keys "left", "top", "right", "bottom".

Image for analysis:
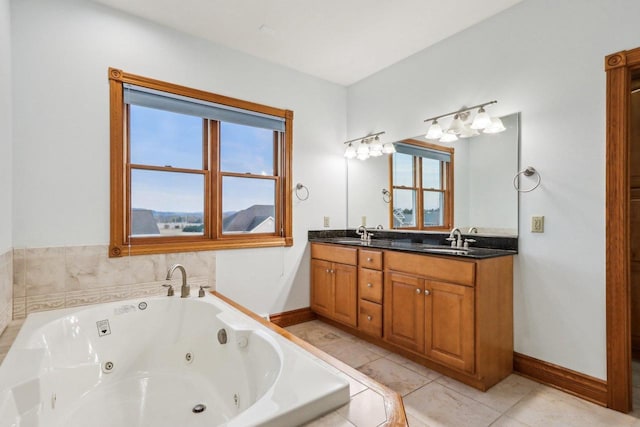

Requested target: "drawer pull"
[
  {"left": 416, "top": 288, "right": 422, "bottom": 294},
  {"left": 367, "top": 315, "right": 372, "bottom": 321},
  {"left": 367, "top": 257, "right": 373, "bottom": 262},
  {"left": 367, "top": 283, "right": 373, "bottom": 288}
]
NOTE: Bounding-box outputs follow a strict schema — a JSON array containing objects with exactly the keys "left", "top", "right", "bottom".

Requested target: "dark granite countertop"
[{"left": 308, "top": 230, "right": 517, "bottom": 260}]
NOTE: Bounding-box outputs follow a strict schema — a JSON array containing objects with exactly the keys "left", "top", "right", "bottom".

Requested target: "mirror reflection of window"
[{"left": 390, "top": 141, "right": 453, "bottom": 230}]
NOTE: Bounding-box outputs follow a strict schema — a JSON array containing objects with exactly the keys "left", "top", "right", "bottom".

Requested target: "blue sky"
[{"left": 129, "top": 106, "right": 276, "bottom": 213}]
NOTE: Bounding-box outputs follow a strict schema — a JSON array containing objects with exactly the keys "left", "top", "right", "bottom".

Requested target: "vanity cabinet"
[
  {"left": 310, "top": 244, "right": 358, "bottom": 327},
  {"left": 384, "top": 250, "right": 512, "bottom": 389},
  {"left": 385, "top": 270, "right": 474, "bottom": 372},
  {"left": 358, "top": 249, "right": 384, "bottom": 337},
  {"left": 310, "top": 241, "right": 513, "bottom": 391}
]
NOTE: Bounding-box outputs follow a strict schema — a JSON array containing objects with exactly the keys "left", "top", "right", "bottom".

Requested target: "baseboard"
[
  {"left": 513, "top": 352, "right": 608, "bottom": 406},
  {"left": 269, "top": 307, "right": 316, "bottom": 327}
]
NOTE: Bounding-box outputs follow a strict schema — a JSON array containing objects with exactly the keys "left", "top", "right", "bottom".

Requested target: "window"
[
  {"left": 108, "top": 68, "right": 293, "bottom": 257},
  {"left": 389, "top": 140, "right": 453, "bottom": 230}
]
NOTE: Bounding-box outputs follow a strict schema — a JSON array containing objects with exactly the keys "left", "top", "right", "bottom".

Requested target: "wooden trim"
[
  {"left": 108, "top": 67, "right": 287, "bottom": 118},
  {"left": 605, "top": 48, "right": 640, "bottom": 412},
  {"left": 283, "top": 111, "right": 294, "bottom": 246},
  {"left": 108, "top": 67, "right": 294, "bottom": 256},
  {"left": 389, "top": 138, "right": 454, "bottom": 230},
  {"left": 514, "top": 352, "right": 608, "bottom": 407},
  {"left": 269, "top": 307, "right": 317, "bottom": 327},
  {"left": 212, "top": 292, "right": 407, "bottom": 426}
]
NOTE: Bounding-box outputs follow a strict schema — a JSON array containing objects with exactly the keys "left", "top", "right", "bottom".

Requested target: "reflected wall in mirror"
[{"left": 347, "top": 112, "right": 519, "bottom": 236}]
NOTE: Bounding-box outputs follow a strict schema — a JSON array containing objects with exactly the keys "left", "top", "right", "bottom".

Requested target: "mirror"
[{"left": 347, "top": 112, "right": 519, "bottom": 236}]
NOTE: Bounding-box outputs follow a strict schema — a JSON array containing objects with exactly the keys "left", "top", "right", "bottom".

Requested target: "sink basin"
[{"left": 419, "top": 247, "right": 469, "bottom": 255}]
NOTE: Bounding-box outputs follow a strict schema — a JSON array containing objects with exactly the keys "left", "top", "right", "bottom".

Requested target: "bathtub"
[{"left": 0, "top": 293, "right": 350, "bottom": 426}]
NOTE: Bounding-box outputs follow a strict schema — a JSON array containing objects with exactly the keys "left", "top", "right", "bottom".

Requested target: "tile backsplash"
[
  {"left": 0, "top": 250, "right": 12, "bottom": 335},
  {"left": 12, "top": 245, "right": 216, "bottom": 319}
]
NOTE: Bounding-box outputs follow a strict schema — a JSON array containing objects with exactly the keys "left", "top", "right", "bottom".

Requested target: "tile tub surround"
[
  {"left": 288, "top": 320, "right": 640, "bottom": 427},
  {"left": 0, "top": 250, "right": 12, "bottom": 336},
  {"left": 12, "top": 245, "right": 216, "bottom": 319}
]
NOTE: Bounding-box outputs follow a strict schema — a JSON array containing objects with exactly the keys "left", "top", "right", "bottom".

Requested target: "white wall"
[
  {"left": 11, "top": 0, "right": 347, "bottom": 314},
  {"left": 0, "top": 0, "right": 12, "bottom": 254},
  {"left": 347, "top": 0, "right": 640, "bottom": 380}
]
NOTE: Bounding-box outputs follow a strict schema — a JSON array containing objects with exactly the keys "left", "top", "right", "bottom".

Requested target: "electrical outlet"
[
  {"left": 361, "top": 216, "right": 367, "bottom": 226},
  {"left": 323, "top": 216, "right": 330, "bottom": 227},
  {"left": 531, "top": 216, "right": 544, "bottom": 233}
]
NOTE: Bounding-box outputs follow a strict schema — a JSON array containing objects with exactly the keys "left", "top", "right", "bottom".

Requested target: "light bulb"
[
  {"left": 356, "top": 141, "right": 369, "bottom": 155},
  {"left": 471, "top": 106, "right": 491, "bottom": 130},
  {"left": 356, "top": 151, "right": 370, "bottom": 160},
  {"left": 369, "top": 136, "right": 383, "bottom": 156},
  {"left": 483, "top": 117, "right": 506, "bottom": 134},
  {"left": 425, "top": 120, "right": 443, "bottom": 140},
  {"left": 439, "top": 133, "right": 458, "bottom": 143},
  {"left": 382, "top": 142, "right": 396, "bottom": 154},
  {"left": 344, "top": 143, "right": 357, "bottom": 159},
  {"left": 459, "top": 124, "right": 479, "bottom": 138},
  {"left": 446, "top": 114, "right": 464, "bottom": 135}
]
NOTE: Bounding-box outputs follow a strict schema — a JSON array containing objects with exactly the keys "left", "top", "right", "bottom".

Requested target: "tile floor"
[{"left": 287, "top": 320, "right": 640, "bottom": 427}]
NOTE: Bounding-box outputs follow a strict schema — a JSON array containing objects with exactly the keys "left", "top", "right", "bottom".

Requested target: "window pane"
[
  {"left": 393, "top": 153, "right": 414, "bottom": 187},
  {"left": 392, "top": 189, "right": 416, "bottom": 228},
  {"left": 130, "top": 169, "right": 204, "bottom": 237},
  {"left": 220, "top": 122, "right": 275, "bottom": 175},
  {"left": 129, "top": 105, "right": 203, "bottom": 169},
  {"left": 422, "top": 158, "right": 442, "bottom": 189},
  {"left": 222, "top": 177, "right": 276, "bottom": 234},
  {"left": 423, "top": 191, "right": 444, "bottom": 227}
]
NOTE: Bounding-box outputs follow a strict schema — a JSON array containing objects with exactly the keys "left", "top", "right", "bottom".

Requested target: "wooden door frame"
[{"left": 605, "top": 47, "right": 640, "bottom": 412}]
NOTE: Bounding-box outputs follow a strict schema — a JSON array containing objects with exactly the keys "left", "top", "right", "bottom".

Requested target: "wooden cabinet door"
[
  {"left": 333, "top": 263, "right": 358, "bottom": 327},
  {"left": 311, "top": 259, "right": 333, "bottom": 317},
  {"left": 425, "top": 280, "right": 475, "bottom": 373},
  {"left": 384, "top": 271, "right": 424, "bottom": 353}
]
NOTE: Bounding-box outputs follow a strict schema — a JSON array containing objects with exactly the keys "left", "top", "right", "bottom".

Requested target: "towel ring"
[
  {"left": 382, "top": 189, "right": 392, "bottom": 203},
  {"left": 295, "top": 183, "right": 309, "bottom": 201},
  {"left": 513, "top": 167, "right": 541, "bottom": 193}
]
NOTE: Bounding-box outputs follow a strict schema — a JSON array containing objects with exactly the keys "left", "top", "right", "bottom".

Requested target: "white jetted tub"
[{"left": 0, "top": 293, "right": 349, "bottom": 426}]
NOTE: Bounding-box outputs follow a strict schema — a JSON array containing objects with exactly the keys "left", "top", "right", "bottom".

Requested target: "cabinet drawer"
[
  {"left": 384, "top": 250, "right": 475, "bottom": 286},
  {"left": 359, "top": 268, "right": 383, "bottom": 303},
  {"left": 311, "top": 243, "right": 357, "bottom": 265},
  {"left": 359, "top": 249, "right": 383, "bottom": 270},
  {"left": 359, "top": 299, "right": 382, "bottom": 337}
]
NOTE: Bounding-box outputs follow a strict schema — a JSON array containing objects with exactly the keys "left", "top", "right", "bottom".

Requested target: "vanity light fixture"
[
  {"left": 423, "top": 100, "right": 505, "bottom": 142},
  {"left": 343, "top": 131, "right": 388, "bottom": 160}
]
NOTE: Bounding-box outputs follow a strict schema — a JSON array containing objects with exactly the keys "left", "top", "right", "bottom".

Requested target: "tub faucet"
[{"left": 166, "top": 264, "right": 190, "bottom": 298}]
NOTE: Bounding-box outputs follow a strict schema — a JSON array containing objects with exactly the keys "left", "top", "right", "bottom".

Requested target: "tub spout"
[{"left": 166, "top": 264, "right": 189, "bottom": 298}]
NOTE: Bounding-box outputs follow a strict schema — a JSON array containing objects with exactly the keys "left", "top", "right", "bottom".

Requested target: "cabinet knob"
[
  {"left": 424, "top": 289, "right": 431, "bottom": 296},
  {"left": 367, "top": 315, "right": 372, "bottom": 321},
  {"left": 416, "top": 288, "right": 422, "bottom": 294},
  {"left": 367, "top": 283, "right": 373, "bottom": 288},
  {"left": 325, "top": 269, "right": 330, "bottom": 273}
]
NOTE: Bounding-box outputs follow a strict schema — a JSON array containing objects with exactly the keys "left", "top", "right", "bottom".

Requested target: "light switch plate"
[
  {"left": 323, "top": 216, "right": 330, "bottom": 227},
  {"left": 531, "top": 216, "right": 544, "bottom": 233}
]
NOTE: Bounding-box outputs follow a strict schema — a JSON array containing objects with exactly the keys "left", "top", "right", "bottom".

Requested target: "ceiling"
[{"left": 93, "top": 0, "right": 523, "bottom": 86}]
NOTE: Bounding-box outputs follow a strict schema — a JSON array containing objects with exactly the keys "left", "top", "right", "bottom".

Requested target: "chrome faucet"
[
  {"left": 166, "top": 264, "right": 190, "bottom": 298},
  {"left": 356, "top": 225, "right": 373, "bottom": 242},
  {"left": 447, "top": 228, "right": 463, "bottom": 248},
  {"left": 468, "top": 226, "right": 478, "bottom": 234}
]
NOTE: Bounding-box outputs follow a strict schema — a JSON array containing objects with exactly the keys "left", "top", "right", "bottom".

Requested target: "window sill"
[{"left": 109, "top": 236, "right": 293, "bottom": 257}]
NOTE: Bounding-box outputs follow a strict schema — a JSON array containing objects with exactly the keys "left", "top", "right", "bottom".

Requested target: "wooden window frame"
[
  {"left": 388, "top": 139, "right": 454, "bottom": 231},
  {"left": 108, "top": 68, "right": 293, "bottom": 257}
]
